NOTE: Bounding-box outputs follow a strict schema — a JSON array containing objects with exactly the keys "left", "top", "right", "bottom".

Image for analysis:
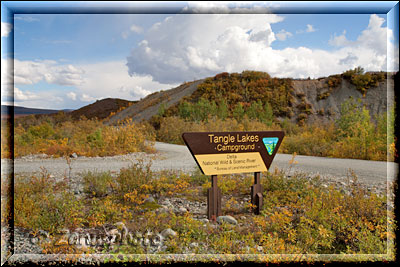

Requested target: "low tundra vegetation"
[
  {"left": 13, "top": 117, "right": 155, "bottom": 158},
  {"left": 13, "top": 159, "right": 395, "bottom": 258}
]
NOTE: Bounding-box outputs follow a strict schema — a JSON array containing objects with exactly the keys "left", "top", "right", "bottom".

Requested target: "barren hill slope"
[
  {"left": 289, "top": 76, "right": 393, "bottom": 124},
  {"left": 105, "top": 79, "right": 205, "bottom": 125}
]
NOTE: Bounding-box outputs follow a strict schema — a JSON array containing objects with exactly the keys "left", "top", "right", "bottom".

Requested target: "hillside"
[
  {"left": 106, "top": 70, "right": 394, "bottom": 126},
  {"left": 70, "top": 98, "right": 135, "bottom": 120},
  {"left": 12, "top": 98, "right": 136, "bottom": 127},
  {"left": 8, "top": 70, "right": 396, "bottom": 162},
  {"left": 105, "top": 79, "right": 205, "bottom": 125}
]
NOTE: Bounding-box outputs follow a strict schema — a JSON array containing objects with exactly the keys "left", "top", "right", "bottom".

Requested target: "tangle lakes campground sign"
[
  {"left": 183, "top": 131, "right": 285, "bottom": 219},
  {"left": 182, "top": 131, "right": 284, "bottom": 175}
]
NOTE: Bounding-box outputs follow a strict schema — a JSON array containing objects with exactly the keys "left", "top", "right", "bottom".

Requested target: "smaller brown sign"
[{"left": 182, "top": 131, "right": 284, "bottom": 175}]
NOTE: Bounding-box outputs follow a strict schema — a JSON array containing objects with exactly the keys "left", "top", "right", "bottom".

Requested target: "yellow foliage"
[{"left": 13, "top": 117, "right": 153, "bottom": 158}]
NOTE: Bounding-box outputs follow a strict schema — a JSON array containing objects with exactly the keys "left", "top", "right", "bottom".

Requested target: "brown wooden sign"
[{"left": 182, "top": 131, "right": 284, "bottom": 175}]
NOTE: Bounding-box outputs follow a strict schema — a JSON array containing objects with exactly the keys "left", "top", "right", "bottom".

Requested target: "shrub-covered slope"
[{"left": 107, "top": 69, "right": 392, "bottom": 126}]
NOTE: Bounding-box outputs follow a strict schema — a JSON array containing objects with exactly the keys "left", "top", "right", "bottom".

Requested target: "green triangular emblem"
[{"left": 263, "top": 137, "right": 279, "bottom": 155}]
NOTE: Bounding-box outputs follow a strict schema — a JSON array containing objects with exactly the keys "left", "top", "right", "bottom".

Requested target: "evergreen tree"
[
  {"left": 233, "top": 102, "right": 245, "bottom": 121},
  {"left": 262, "top": 102, "right": 274, "bottom": 126},
  {"left": 217, "top": 99, "right": 229, "bottom": 120}
]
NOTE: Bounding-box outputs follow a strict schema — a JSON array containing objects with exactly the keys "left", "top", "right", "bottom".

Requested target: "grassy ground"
[{"left": 8, "top": 157, "right": 395, "bottom": 263}]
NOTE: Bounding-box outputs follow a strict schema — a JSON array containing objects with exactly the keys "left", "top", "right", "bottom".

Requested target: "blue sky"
[{"left": 1, "top": 1, "right": 399, "bottom": 109}]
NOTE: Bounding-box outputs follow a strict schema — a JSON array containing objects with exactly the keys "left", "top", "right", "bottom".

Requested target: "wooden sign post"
[
  {"left": 182, "top": 131, "right": 284, "bottom": 220},
  {"left": 251, "top": 172, "right": 263, "bottom": 215},
  {"left": 207, "top": 175, "right": 222, "bottom": 220}
]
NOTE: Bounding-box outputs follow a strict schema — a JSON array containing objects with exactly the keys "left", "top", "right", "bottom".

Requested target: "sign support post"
[
  {"left": 251, "top": 172, "right": 263, "bottom": 215},
  {"left": 207, "top": 175, "right": 221, "bottom": 221}
]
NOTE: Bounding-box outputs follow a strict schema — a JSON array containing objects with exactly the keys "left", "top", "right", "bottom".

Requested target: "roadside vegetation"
[
  {"left": 150, "top": 68, "right": 394, "bottom": 161},
  {"left": 7, "top": 96, "right": 395, "bottom": 161},
  {"left": 11, "top": 117, "right": 155, "bottom": 158},
  {"left": 13, "top": 159, "right": 394, "bottom": 258},
  {"left": 153, "top": 97, "right": 395, "bottom": 161}
]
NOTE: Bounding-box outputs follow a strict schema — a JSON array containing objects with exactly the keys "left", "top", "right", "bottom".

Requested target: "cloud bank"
[
  {"left": 6, "top": 59, "right": 176, "bottom": 108},
  {"left": 126, "top": 14, "right": 394, "bottom": 83},
  {"left": 126, "top": 14, "right": 284, "bottom": 83},
  {"left": 14, "top": 59, "right": 85, "bottom": 86}
]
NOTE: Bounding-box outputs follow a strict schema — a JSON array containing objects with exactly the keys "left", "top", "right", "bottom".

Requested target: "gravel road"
[{"left": 4, "top": 142, "right": 397, "bottom": 187}]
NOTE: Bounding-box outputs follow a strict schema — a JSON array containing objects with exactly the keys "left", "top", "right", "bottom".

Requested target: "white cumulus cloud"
[
  {"left": 126, "top": 14, "right": 393, "bottom": 82},
  {"left": 76, "top": 60, "right": 176, "bottom": 101},
  {"left": 6, "top": 59, "right": 176, "bottom": 108},
  {"left": 12, "top": 87, "right": 63, "bottom": 109},
  {"left": 14, "top": 87, "right": 40, "bottom": 101},
  {"left": 130, "top": 85, "right": 151, "bottom": 98},
  {"left": 296, "top": 24, "right": 317, "bottom": 34},
  {"left": 306, "top": 24, "right": 316, "bottom": 33},
  {"left": 130, "top": 24, "right": 143, "bottom": 34},
  {"left": 80, "top": 93, "right": 95, "bottom": 102},
  {"left": 67, "top": 92, "right": 77, "bottom": 101},
  {"left": 329, "top": 30, "right": 350, "bottom": 47},
  {"left": 122, "top": 24, "right": 144, "bottom": 39},
  {"left": 14, "top": 59, "right": 85, "bottom": 86},
  {"left": 275, "top": 29, "right": 293, "bottom": 41},
  {"left": 127, "top": 14, "right": 284, "bottom": 83},
  {"left": 184, "top": 1, "right": 276, "bottom": 14}
]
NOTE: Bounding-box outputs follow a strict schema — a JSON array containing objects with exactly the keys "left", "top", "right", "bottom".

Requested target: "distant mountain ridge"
[
  {"left": 9, "top": 98, "right": 136, "bottom": 122},
  {"left": 1, "top": 105, "right": 72, "bottom": 118}
]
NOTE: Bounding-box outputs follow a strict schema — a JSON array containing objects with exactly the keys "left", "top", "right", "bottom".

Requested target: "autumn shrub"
[
  {"left": 280, "top": 118, "right": 300, "bottom": 136},
  {"left": 331, "top": 97, "right": 393, "bottom": 160},
  {"left": 82, "top": 170, "right": 114, "bottom": 198},
  {"left": 317, "top": 91, "right": 331, "bottom": 100},
  {"left": 189, "top": 169, "right": 210, "bottom": 186},
  {"left": 342, "top": 67, "right": 385, "bottom": 96},
  {"left": 1, "top": 119, "right": 11, "bottom": 158},
  {"left": 281, "top": 123, "right": 336, "bottom": 157},
  {"left": 14, "top": 169, "right": 85, "bottom": 234},
  {"left": 327, "top": 74, "right": 342, "bottom": 89},
  {"left": 117, "top": 163, "right": 192, "bottom": 207},
  {"left": 163, "top": 169, "right": 391, "bottom": 255},
  {"left": 156, "top": 116, "right": 198, "bottom": 144},
  {"left": 85, "top": 196, "right": 132, "bottom": 227},
  {"left": 257, "top": 168, "right": 390, "bottom": 254},
  {"left": 116, "top": 160, "right": 153, "bottom": 200}
]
